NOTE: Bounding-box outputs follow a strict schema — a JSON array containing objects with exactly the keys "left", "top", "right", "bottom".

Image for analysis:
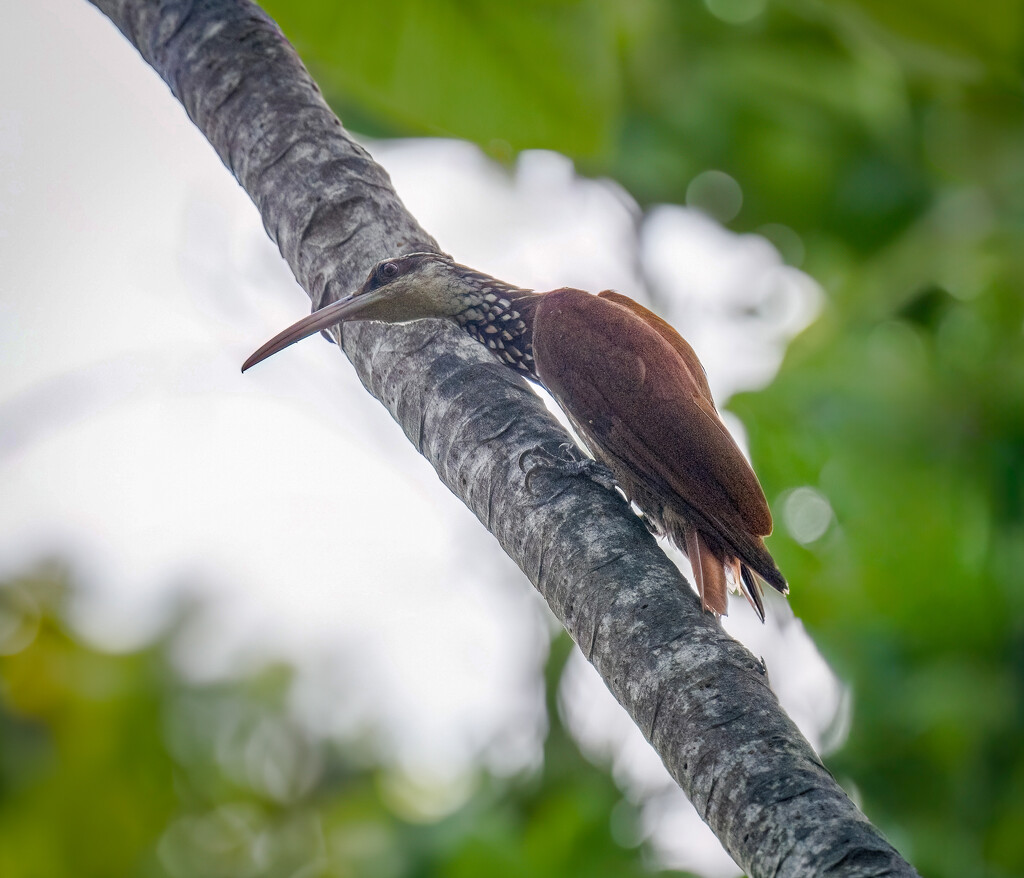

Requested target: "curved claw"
[
  {"left": 518, "top": 443, "right": 619, "bottom": 495},
  {"left": 518, "top": 445, "right": 562, "bottom": 495}
]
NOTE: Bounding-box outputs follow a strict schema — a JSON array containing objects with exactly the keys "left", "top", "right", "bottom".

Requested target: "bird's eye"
[{"left": 380, "top": 262, "right": 400, "bottom": 280}]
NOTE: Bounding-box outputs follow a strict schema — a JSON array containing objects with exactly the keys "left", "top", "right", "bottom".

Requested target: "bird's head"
[{"left": 242, "top": 252, "right": 472, "bottom": 371}]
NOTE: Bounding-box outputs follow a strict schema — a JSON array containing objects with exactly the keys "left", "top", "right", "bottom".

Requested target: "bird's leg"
[{"left": 518, "top": 442, "right": 618, "bottom": 494}]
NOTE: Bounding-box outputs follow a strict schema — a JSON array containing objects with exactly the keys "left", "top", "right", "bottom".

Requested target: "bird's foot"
[{"left": 518, "top": 443, "right": 618, "bottom": 494}]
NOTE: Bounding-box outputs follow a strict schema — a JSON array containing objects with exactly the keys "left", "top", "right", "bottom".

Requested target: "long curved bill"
[{"left": 241, "top": 287, "right": 387, "bottom": 372}]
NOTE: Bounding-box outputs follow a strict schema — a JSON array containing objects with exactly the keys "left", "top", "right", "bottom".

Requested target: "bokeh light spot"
[
  {"left": 783, "top": 487, "right": 834, "bottom": 545},
  {"left": 686, "top": 170, "right": 743, "bottom": 223}
]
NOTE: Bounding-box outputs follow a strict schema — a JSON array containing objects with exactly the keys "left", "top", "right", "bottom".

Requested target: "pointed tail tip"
[
  {"left": 761, "top": 564, "right": 788, "bottom": 596},
  {"left": 740, "top": 564, "right": 766, "bottom": 623}
]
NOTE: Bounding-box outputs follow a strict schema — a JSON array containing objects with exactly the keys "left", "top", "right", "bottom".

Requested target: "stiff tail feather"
[
  {"left": 740, "top": 563, "right": 766, "bottom": 623},
  {"left": 682, "top": 523, "right": 728, "bottom": 616}
]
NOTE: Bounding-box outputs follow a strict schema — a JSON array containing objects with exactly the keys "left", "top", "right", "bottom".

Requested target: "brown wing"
[
  {"left": 533, "top": 288, "right": 773, "bottom": 540},
  {"left": 597, "top": 290, "right": 714, "bottom": 404}
]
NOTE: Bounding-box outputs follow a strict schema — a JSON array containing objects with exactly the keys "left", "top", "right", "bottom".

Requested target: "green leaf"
[{"left": 262, "top": 0, "right": 622, "bottom": 158}]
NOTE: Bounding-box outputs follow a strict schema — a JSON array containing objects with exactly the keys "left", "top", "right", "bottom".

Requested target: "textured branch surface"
[{"left": 87, "top": 1, "right": 918, "bottom": 875}]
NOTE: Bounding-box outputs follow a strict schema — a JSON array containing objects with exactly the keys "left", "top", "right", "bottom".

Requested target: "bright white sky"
[{"left": 1, "top": 2, "right": 837, "bottom": 875}]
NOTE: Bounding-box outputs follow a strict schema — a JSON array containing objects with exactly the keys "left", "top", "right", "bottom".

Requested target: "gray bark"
[{"left": 85, "top": 1, "right": 918, "bottom": 875}]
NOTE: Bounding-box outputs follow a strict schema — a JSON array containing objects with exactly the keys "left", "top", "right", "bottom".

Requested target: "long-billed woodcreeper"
[{"left": 243, "top": 253, "right": 788, "bottom": 620}]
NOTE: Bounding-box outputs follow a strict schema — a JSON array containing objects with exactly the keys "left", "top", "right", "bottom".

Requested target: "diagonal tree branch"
[{"left": 85, "top": 1, "right": 918, "bottom": 875}]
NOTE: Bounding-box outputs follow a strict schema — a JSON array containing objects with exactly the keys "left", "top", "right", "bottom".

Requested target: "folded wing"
[{"left": 532, "top": 288, "right": 785, "bottom": 607}]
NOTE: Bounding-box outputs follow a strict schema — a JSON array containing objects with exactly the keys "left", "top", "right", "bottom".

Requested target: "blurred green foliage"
[
  {"left": 258, "top": 1, "right": 1024, "bottom": 875},
  {"left": 0, "top": 567, "right": 687, "bottom": 878}
]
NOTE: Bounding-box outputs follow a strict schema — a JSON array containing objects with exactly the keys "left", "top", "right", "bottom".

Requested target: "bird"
[{"left": 243, "top": 252, "right": 787, "bottom": 620}]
